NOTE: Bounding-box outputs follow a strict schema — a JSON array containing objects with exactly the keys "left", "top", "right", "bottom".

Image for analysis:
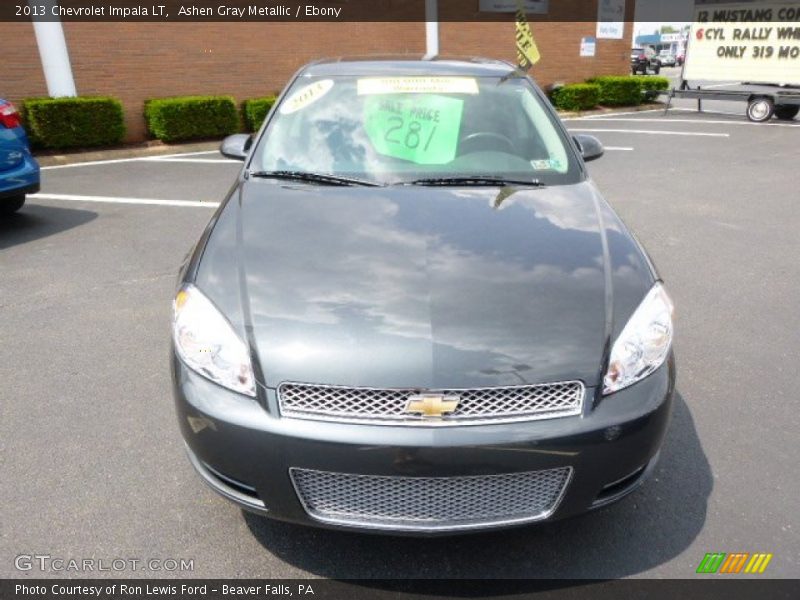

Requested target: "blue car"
[{"left": 1, "top": 99, "right": 40, "bottom": 214}]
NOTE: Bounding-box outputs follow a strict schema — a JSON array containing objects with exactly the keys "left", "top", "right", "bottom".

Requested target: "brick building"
[{"left": 1, "top": 1, "right": 634, "bottom": 142}]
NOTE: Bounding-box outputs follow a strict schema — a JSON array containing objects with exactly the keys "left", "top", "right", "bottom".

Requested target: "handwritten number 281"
[{"left": 384, "top": 117, "right": 437, "bottom": 151}]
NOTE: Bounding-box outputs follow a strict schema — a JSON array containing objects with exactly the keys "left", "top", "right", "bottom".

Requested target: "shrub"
[
  {"left": 242, "top": 96, "right": 278, "bottom": 131},
  {"left": 22, "top": 96, "right": 125, "bottom": 149},
  {"left": 144, "top": 95, "right": 240, "bottom": 142},
  {"left": 636, "top": 76, "right": 671, "bottom": 100},
  {"left": 551, "top": 84, "right": 601, "bottom": 112},
  {"left": 587, "top": 76, "right": 643, "bottom": 106}
]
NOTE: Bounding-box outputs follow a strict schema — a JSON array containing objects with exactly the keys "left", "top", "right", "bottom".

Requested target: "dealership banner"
[{"left": 596, "top": 0, "right": 625, "bottom": 39}]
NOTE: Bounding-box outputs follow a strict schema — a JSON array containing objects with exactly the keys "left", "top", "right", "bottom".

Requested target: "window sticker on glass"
[
  {"left": 363, "top": 94, "right": 465, "bottom": 165},
  {"left": 279, "top": 79, "right": 334, "bottom": 115},
  {"left": 357, "top": 77, "right": 479, "bottom": 96},
  {"left": 531, "top": 159, "right": 551, "bottom": 171}
]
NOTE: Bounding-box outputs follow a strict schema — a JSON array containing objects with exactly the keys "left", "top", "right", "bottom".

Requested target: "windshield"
[{"left": 251, "top": 74, "right": 583, "bottom": 186}]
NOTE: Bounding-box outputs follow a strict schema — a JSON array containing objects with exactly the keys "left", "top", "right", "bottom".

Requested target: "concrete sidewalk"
[{"left": 35, "top": 140, "right": 222, "bottom": 168}]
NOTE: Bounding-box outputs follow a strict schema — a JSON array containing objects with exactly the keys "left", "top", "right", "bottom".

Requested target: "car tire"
[
  {"left": 747, "top": 97, "right": 775, "bottom": 122},
  {"left": 0, "top": 195, "right": 26, "bottom": 215},
  {"left": 774, "top": 105, "right": 799, "bottom": 121},
  {"left": 653, "top": 65, "right": 661, "bottom": 75}
]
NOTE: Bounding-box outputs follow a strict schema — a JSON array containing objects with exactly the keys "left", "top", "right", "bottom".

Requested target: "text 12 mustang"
[{"left": 171, "top": 57, "right": 676, "bottom": 534}]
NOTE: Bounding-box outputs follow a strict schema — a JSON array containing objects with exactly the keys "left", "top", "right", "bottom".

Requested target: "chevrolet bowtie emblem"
[{"left": 405, "top": 393, "right": 460, "bottom": 418}]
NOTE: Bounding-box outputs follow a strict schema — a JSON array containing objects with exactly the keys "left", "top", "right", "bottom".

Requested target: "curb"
[
  {"left": 34, "top": 140, "right": 222, "bottom": 168},
  {"left": 556, "top": 102, "right": 666, "bottom": 119}
]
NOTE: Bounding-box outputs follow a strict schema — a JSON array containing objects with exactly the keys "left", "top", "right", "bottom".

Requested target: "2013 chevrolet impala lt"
[{"left": 171, "top": 57, "right": 676, "bottom": 534}]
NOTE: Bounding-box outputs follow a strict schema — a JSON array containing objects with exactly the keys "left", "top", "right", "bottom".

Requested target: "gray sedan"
[{"left": 170, "top": 57, "right": 676, "bottom": 534}]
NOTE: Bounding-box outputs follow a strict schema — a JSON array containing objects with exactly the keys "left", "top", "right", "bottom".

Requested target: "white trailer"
[{"left": 664, "top": 0, "right": 800, "bottom": 122}]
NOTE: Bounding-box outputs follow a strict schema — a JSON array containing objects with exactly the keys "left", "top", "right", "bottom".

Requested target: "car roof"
[{"left": 302, "top": 55, "right": 520, "bottom": 77}]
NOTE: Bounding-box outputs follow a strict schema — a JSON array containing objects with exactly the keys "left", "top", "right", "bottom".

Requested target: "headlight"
[
  {"left": 603, "top": 283, "right": 674, "bottom": 395},
  {"left": 172, "top": 284, "right": 256, "bottom": 397}
]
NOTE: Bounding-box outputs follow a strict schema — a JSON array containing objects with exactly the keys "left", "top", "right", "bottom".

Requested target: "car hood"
[{"left": 195, "top": 179, "right": 655, "bottom": 389}]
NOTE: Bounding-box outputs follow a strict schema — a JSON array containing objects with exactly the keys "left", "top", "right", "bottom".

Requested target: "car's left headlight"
[
  {"left": 172, "top": 284, "right": 256, "bottom": 397},
  {"left": 603, "top": 283, "right": 674, "bottom": 395}
]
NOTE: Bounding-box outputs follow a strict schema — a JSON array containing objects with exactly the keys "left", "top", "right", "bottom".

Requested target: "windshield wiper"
[
  {"left": 249, "top": 170, "right": 383, "bottom": 187},
  {"left": 401, "top": 176, "right": 545, "bottom": 187}
]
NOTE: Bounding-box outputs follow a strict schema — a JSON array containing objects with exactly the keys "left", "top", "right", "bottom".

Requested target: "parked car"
[
  {"left": 0, "top": 99, "right": 39, "bottom": 214},
  {"left": 172, "top": 57, "right": 675, "bottom": 534},
  {"left": 659, "top": 51, "right": 677, "bottom": 67},
  {"left": 631, "top": 47, "right": 660, "bottom": 75}
]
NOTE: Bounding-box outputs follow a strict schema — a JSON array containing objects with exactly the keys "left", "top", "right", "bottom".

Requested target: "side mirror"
[
  {"left": 573, "top": 134, "right": 604, "bottom": 162},
  {"left": 220, "top": 134, "right": 253, "bottom": 161}
]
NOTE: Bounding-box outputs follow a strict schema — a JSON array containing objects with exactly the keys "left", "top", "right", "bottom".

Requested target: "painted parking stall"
[
  {"left": 32, "top": 149, "right": 240, "bottom": 206},
  {"left": 2, "top": 105, "right": 798, "bottom": 578}
]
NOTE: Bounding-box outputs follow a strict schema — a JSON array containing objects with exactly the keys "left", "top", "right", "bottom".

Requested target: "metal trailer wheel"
[
  {"left": 774, "top": 105, "right": 799, "bottom": 121},
  {"left": 747, "top": 97, "right": 775, "bottom": 122}
]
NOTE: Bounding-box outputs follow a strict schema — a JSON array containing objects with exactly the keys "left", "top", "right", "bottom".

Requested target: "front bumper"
[{"left": 172, "top": 353, "right": 675, "bottom": 534}]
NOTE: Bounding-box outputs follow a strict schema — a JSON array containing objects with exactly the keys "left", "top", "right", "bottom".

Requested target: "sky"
[
  {"left": 633, "top": 21, "right": 691, "bottom": 39},
  {"left": 633, "top": 0, "right": 694, "bottom": 40}
]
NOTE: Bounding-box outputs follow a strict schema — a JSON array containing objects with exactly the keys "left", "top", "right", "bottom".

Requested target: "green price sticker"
[{"left": 363, "top": 94, "right": 465, "bottom": 165}]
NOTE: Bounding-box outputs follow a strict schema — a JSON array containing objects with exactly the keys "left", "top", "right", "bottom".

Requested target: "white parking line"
[
  {"left": 155, "top": 150, "right": 222, "bottom": 158},
  {"left": 30, "top": 193, "right": 220, "bottom": 208},
  {"left": 604, "top": 146, "right": 634, "bottom": 151},
  {"left": 41, "top": 157, "right": 154, "bottom": 170},
  {"left": 142, "top": 157, "right": 235, "bottom": 164},
  {"left": 703, "top": 82, "right": 741, "bottom": 89},
  {"left": 40, "top": 150, "right": 222, "bottom": 170},
  {"left": 566, "top": 117, "right": 798, "bottom": 127},
  {"left": 574, "top": 108, "right": 668, "bottom": 119},
  {"left": 568, "top": 128, "right": 730, "bottom": 137}
]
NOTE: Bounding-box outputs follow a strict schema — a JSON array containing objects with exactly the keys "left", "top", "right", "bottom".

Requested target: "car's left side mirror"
[
  {"left": 220, "top": 134, "right": 253, "bottom": 161},
  {"left": 573, "top": 134, "right": 604, "bottom": 162}
]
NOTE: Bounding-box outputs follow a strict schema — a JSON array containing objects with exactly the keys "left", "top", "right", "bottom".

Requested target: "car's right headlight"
[
  {"left": 172, "top": 284, "right": 256, "bottom": 397},
  {"left": 603, "top": 283, "right": 674, "bottom": 395}
]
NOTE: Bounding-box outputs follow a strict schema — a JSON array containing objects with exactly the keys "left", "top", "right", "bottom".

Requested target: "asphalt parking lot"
[{"left": 2, "top": 103, "right": 799, "bottom": 579}]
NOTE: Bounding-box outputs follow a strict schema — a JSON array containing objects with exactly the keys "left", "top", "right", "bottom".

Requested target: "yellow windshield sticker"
[
  {"left": 357, "top": 77, "right": 479, "bottom": 96},
  {"left": 279, "top": 79, "right": 334, "bottom": 115},
  {"left": 363, "top": 94, "right": 465, "bottom": 165}
]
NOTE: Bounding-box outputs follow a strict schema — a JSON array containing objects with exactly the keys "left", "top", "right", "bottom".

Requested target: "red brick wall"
[
  {"left": 62, "top": 22, "right": 426, "bottom": 140},
  {"left": 3, "top": 11, "right": 632, "bottom": 143},
  {"left": 437, "top": 0, "right": 635, "bottom": 88},
  {"left": 0, "top": 23, "right": 49, "bottom": 104},
  {"left": 439, "top": 20, "right": 634, "bottom": 88}
]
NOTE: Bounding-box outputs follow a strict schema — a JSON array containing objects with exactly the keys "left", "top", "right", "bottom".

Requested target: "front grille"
[
  {"left": 290, "top": 467, "right": 572, "bottom": 531},
  {"left": 277, "top": 381, "right": 584, "bottom": 425}
]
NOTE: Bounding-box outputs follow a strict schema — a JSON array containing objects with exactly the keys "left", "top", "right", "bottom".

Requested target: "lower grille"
[{"left": 290, "top": 467, "right": 572, "bottom": 531}]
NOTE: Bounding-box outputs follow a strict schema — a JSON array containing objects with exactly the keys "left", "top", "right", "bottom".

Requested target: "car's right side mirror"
[
  {"left": 220, "top": 134, "right": 253, "bottom": 161},
  {"left": 573, "top": 134, "right": 604, "bottom": 162}
]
